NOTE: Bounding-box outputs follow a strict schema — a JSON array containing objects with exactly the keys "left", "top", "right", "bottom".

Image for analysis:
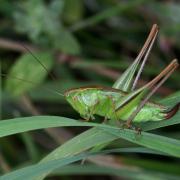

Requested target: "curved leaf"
[
  {"left": 5, "top": 52, "right": 54, "bottom": 96},
  {"left": 1, "top": 151, "right": 179, "bottom": 180},
  {"left": 0, "top": 93, "right": 179, "bottom": 179},
  {"left": 0, "top": 116, "right": 179, "bottom": 157}
]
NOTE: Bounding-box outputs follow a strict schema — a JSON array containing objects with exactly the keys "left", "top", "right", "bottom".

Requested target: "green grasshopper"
[
  {"left": 64, "top": 24, "right": 179, "bottom": 128},
  {"left": 3, "top": 24, "right": 179, "bottom": 129}
]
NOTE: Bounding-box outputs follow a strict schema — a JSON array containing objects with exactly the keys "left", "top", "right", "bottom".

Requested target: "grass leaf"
[
  {"left": 70, "top": 0, "right": 146, "bottom": 31},
  {"left": 5, "top": 52, "right": 54, "bottom": 96},
  {"left": 0, "top": 93, "right": 179, "bottom": 179},
  {"left": 1, "top": 151, "right": 179, "bottom": 180},
  {"left": 52, "top": 165, "right": 180, "bottom": 179}
]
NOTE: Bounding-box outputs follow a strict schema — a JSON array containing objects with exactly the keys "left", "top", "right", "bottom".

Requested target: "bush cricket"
[
  {"left": 64, "top": 24, "right": 179, "bottom": 129},
  {"left": 3, "top": 24, "right": 179, "bottom": 130}
]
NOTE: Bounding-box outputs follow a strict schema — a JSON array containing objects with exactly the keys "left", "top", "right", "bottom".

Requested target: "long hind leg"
[{"left": 126, "top": 59, "right": 179, "bottom": 128}]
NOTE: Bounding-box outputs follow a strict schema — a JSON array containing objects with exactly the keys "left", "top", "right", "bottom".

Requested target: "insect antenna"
[
  {"left": 1, "top": 43, "right": 64, "bottom": 97},
  {"left": 1, "top": 73, "right": 64, "bottom": 97},
  {"left": 20, "top": 43, "right": 57, "bottom": 81},
  {"left": 21, "top": 43, "right": 66, "bottom": 96}
]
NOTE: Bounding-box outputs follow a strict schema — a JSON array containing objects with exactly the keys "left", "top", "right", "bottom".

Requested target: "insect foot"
[
  {"left": 126, "top": 121, "right": 132, "bottom": 129},
  {"left": 134, "top": 127, "right": 141, "bottom": 135},
  {"left": 123, "top": 122, "right": 142, "bottom": 135}
]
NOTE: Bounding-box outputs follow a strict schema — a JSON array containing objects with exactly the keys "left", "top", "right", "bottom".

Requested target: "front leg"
[
  {"left": 80, "top": 107, "right": 91, "bottom": 121},
  {"left": 88, "top": 100, "right": 100, "bottom": 121},
  {"left": 80, "top": 104, "right": 97, "bottom": 121}
]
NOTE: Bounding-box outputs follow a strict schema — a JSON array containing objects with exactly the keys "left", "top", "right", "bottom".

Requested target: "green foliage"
[
  {"left": 63, "top": 0, "right": 84, "bottom": 25},
  {"left": 14, "top": 0, "right": 80, "bottom": 54},
  {"left": 0, "top": 97, "right": 180, "bottom": 179},
  {"left": 1, "top": 153, "right": 180, "bottom": 180},
  {"left": 147, "top": 2, "right": 180, "bottom": 35},
  {"left": 5, "top": 52, "right": 54, "bottom": 96}
]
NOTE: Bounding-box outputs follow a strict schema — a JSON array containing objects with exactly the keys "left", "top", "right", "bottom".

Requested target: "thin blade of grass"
[
  {"left": 0, "top": 93, "right": 179, "bottom": 179},
  {"left": 102, "top": 128, "right": 180, "bottom": 157},
  {"left": 70, "top": 0, "right": 146, "bottom": 31},
  {"left": 1, "top": 151, "right": 179, "bottom": 180},
  {"left": 52, "top": 165, "right": 179, "bottom": 179},
  {"left": 0, "top": 115, "right": 179, "bottom": 159},
  {"left": 1, "top": 107, "right": 179, "bottom": 138}
]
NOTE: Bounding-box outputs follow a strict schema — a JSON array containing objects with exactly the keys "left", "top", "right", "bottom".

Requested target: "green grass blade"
[
  {"left": 21, "top": 132, "right": 39, "bottom": 162},
  {"left": 160, "top": 91, "right": 180, "bottom": 106},
  {"left": 0, "top": 153, "right": 88, "bottom": 180},
  {"left": 102, "top": 128, "right": 180, "bottom": 157},
  {"left": 0, "top": 62, "right": 2, "bottom": 119},
  {"left": 70, "top": 0, "right": 146, "bottom": 31},
  {"left": 1, "top": 93, "right": 179, "bottom": 179},
  {"left": 0, "top": 114, "right": 180, "bottom": 156},
  {"left": 52, "top": 165, "right": 179, "bottom": 180},
  {"left": 1, "top": 151, "right": 179, "bottom": 180},
  {"left": 36, "top": 125, "right": 180, "bottom": 179},
  {"left": 0, "top": 114, "right": 179, "bottom": 180},
  {"left": 1, "top": 109, "right": 178, "bottom": 138},
  {"left": 0, "top": 116, "right": 86, "bottom": 137},
  {"left": 5, "top": 52, "right": 54, "bottom": 96},
  {"left": 102, "top": 147, "right": 167, "bottom": 156}
]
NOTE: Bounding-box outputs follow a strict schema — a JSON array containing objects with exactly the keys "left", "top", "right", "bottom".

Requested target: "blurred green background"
[{"left": 0, "top": 0, "right": 180, "bottom": 179}]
